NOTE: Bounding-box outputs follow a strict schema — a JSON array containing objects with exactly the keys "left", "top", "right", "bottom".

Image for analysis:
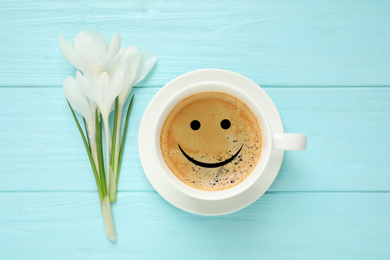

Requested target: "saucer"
[{"left": 138, "top": 69, "right": 284, "bottom": 215}]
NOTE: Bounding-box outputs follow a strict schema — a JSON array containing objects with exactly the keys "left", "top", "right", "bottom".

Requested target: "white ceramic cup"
[{"left": 152, "top": 73, "right": 306, "bottom": 201}]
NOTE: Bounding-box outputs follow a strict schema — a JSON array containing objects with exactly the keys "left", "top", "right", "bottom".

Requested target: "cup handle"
[{"left": 272, "top": 133, "right": 307, "bottom": 151}]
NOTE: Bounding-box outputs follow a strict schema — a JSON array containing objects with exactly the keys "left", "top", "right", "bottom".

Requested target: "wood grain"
[
  {"left": 0, "top": 87, "right": 389, "bottom": 192},
  {"left": 1, "top": 1, "right": 390, "bottom": 258},
  {"left": 0, "top": 0, "right": 390, "bottom": 87},
  {"left": 0, "top": 192, "right": 389, "bottom": 259}
]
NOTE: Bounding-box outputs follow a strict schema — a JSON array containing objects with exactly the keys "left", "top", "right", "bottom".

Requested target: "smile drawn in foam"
[{"left": 178, "top": 144, "right": 243, "bottom": 168}]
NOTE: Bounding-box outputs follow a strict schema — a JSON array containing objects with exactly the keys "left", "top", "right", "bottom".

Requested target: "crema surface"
[{"left": 161, "top": 92, "right": 262, "bottom": 191}]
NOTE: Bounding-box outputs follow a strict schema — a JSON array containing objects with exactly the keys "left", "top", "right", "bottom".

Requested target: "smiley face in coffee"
[
  {"left": 178, "top": 118, "right": 243, "bottom": 168},
  {"left": 160, "top": 92, "right": 262, "bottom": 191}
]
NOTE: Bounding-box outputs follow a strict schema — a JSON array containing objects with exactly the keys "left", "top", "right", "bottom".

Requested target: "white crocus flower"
[
  {"left": 60, "top": 30, "right": 126, "bottom": 194},
  {"left": 76, "top": 68, "right": 125, "bottom": 192},
  {"left": 76, "top": 69, "right": 124, "bottom": 122},
  {"left": 117, "top": 46, "right": 157, "bottom": 108},
  {"left": 59, "top": 30, "right": 121, "bottom": 74},
  {"left": 59, "top": 29, "right": 156, "bottom": 242}
]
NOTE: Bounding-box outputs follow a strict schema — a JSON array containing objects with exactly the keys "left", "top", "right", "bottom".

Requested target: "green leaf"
[
  {"left": 83, "top": 118, "right": 91, "bottom": 150},
  {"left": 116, "top": 95, "right": 134, "bottom": 187},
  {"left": 67, "top": 101, "right": 103, "bottom": 202},
  {"left": 96, "top": 110, "right": 107, "bottom": 197},
  {"left": 110, "top": 97, "right": 119, "bottom": 172}
]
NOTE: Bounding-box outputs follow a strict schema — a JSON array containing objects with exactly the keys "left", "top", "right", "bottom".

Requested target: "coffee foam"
[{"left": 160, "top": 92, "right": 262, "bottom": 191}]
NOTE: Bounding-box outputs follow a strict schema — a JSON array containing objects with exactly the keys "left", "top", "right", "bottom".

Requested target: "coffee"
[{"left": 160, "top": 92, "right": 262, "bottom": 191}]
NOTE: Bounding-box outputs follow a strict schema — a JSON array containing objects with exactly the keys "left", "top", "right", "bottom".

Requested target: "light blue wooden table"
[{"left": 1, "top": 0, "right": 390, "bottom": 259}]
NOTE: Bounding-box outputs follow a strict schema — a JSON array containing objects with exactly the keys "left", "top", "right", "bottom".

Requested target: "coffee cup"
[{"left": 152, "top": 70, "right": 306, "bottom": 201}]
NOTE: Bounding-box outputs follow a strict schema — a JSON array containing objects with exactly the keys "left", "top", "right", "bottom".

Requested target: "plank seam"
[
  {"left": 1, "top": 86, "right": 390, "bottom": 89},
  {"left": 1, "top": 190, "right": 389, "bottom": 193}
]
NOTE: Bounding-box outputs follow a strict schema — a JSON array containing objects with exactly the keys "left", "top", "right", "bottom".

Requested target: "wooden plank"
[
  {"left": 0, "top": 87, "right": 389, "bottom": 192},
  {"left": 0, "top": 192, "right": 389, "bottom": 259},
  {"left": 1, "top": 0, "right": 390, "bottom": 87}
]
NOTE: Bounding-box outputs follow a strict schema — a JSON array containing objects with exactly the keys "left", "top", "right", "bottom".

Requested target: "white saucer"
[{"left": 138, "top": 69, "right": 284, "bottom": 216}]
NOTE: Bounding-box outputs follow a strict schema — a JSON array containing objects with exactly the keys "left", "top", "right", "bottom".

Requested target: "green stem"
[
  {"left": 91, "top": 140, "right": 99, "bottom": 178},
  {"left": 84, "top": 118, "right": 100, "bottom": 177},
  {"left": 114, "top": 110, "right": 122, "bottom": 176},
  {"left": 116, "top": 95, "right": 134, "bottom": 187},
  {"left": 83, "top": 118, "right": 91, "bottom": 150},
  {"left": 101, "top": 195, "right": 116, "bottom": 242},
  {"left": 67, "top": 101, "right": 103, "bottom": 202},
  {"left": 109, "top": 99, "right": 119, "bottom": 202},
  {"left": 68, "top": 102, "right": 116, "bottom": 242},
  {"left": 103, "top": 115, "right": 111, "bottom": 192},
  {"left": 96, "top": 111, "right": 107, "bottom": 197},
  {"left": 110, "top": 97, "right": 119, "bottom": 172},
  {"left": 109, "top": 107, "right": 122, "bottom": 202}
]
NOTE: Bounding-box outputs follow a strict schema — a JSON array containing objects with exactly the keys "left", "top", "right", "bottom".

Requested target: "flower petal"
[
  {"left": 117, "top": 45, "right": 138, "bottom": 66},
  {"left": 73, "top": 32, "right": 100, "bottom": 71},
  {"left": 97, "top": 71, "right": 110, "bottom": 100},
  {"left": 111, "top": 46, "right": 138, "bottom": 82},
  {"left": 88, "top": 30, "right": 107, "bottom": 62},
  {"left": 58, "top": 34, "right": 84, "bottom": 71},
  {"left": 105, "top": 33, "right": 121, "bottom": 62},
  {"left": 124, "top": 46, "right": 141, "bottom": 76},
  {"left": 134, "top": 50, "right": 157, "bottom": 85},
  {"left": 118, "top": 47, "right": 142, "bottom": 105},
  {"left": 108, "top": 70, "right": 125, "bottom": 103},
  {"left": 88, "top": 99, "right": 98, "bottom": 120},
  {"left": 63, "top": 76, "right": 92, "bottom": 123},
  {"left": 76, "top": 70, "right": 100, "bottom": 105},
  {"left": 93, "top": 71, "right": 112, "bottom": 117}
]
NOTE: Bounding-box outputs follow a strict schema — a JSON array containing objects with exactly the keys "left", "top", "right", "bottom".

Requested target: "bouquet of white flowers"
[{"left": 59, "top": 30, "right": 156, "bottom": 242}]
